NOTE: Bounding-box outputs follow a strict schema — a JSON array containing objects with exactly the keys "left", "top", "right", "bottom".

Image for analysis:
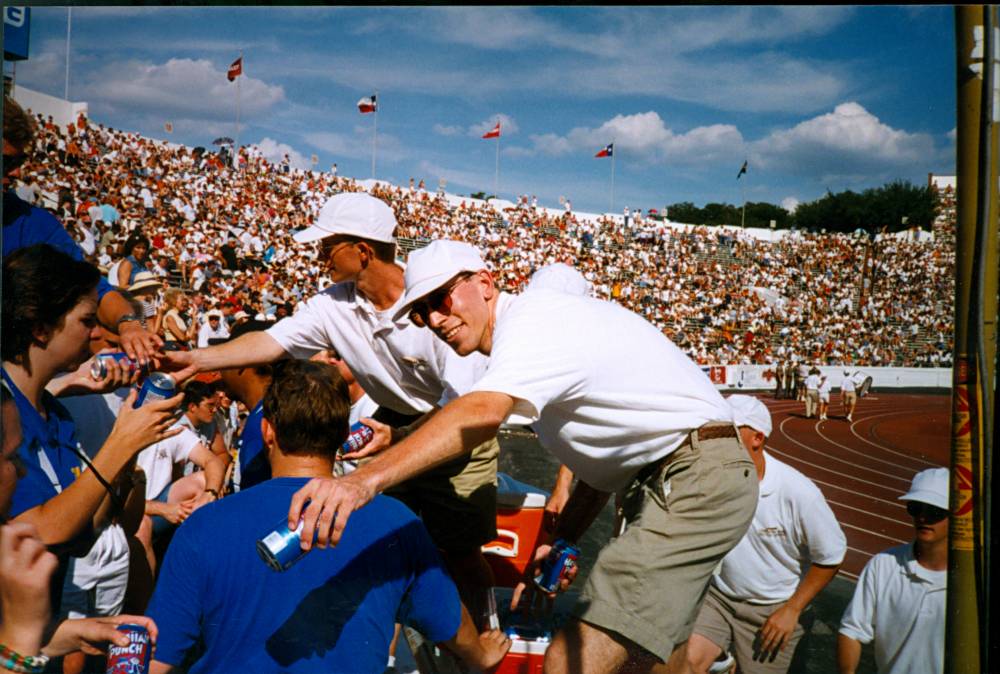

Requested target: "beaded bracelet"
[{"left": 0, "top": 643, "right": 50, "bottom": 674}]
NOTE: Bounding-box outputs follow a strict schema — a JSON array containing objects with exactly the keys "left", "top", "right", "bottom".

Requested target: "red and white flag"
[
  {"left": 164, "top": 121, "right": 173, "bottom": 133},
  {"left": 227, "top": 56, "right": 243, "bottom": 82},
  {"left": 357, "top": 94, "right": 377, "bottom": 114},
  {"left": 482, "top": 121, "right": 501, "bottom": 139}
]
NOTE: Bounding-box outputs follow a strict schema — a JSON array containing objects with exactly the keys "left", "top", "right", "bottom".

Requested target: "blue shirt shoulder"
[{"left": 148, "top": 478, "right": 460, "bottom": 674}]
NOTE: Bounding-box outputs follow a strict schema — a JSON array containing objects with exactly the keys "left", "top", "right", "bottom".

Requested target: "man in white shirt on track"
[
  {"left": 817, "top": 374, "right": 832, "bottom": 421},
  {"left": 804, "top": 368, "right": 821, "bottom": 419},
  {"left": 838, "top": 467, "right": 949, "bottom": 674},
  {"left": 687, "top": 394, "right": 846, "bottom": 674},
  {"left": 286, "top": 239, "right": 758, "bottom": 674}
]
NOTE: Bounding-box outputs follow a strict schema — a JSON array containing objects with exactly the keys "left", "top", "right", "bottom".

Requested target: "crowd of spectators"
[{"left": 10, "top": 108, "right": 955, "bottom": 368}]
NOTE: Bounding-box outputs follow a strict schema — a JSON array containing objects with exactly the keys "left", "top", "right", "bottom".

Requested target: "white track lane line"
[
  {"left": 814, "top": 422, "right": 921, "bottom": 480},
  {"left": 848, "top": 411, "right": 942, "bottom": 467}
]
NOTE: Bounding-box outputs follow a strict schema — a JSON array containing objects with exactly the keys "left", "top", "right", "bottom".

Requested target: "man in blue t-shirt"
[{"left": 146, "top": 359, "right": 510, "bottom": 674}]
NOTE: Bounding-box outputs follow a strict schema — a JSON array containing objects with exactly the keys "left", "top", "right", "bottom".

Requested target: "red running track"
[{"left": 754, "top": 391, "right": 951, "bottom": 579}]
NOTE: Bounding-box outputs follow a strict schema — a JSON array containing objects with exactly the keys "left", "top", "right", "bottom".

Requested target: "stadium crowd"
[
  {"left": 8, "top": 107, "right": 954, "bottom": 369},
  {"left": 2, "top": 97, "right": 952, "bottom": 674}
]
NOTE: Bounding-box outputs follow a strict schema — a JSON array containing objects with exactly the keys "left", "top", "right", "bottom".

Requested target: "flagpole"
[
  {"left": 741, "top": 161, "right": 746, "bottom": 228},
  {"left": 610, "top": 139, "right": 616, "bottom": 215},
  {"left": 494, "top": 121, "right": 500, "bottom": 199},
  {"left": 65, "top": 7, "right": 71, "bottom": 100},
  {"left": 235, "top": 51, "right": 242, "bottom": 170},
  {"left": 372, "top": 91, "right": 378, "bottom": 179}
]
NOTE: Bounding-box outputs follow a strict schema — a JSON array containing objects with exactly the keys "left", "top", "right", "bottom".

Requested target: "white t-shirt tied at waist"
[{"left": 472, "top": 290, "right": 733, "bottom": 492}]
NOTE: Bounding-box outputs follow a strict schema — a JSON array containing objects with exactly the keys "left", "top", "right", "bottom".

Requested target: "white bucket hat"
[{"left": 899, "top": 467, "right": 949, "bottom": 510}]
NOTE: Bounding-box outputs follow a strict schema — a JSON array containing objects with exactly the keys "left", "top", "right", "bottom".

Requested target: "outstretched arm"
[{"left": 289, "top": 391, "right": 513, "bottom": 550}]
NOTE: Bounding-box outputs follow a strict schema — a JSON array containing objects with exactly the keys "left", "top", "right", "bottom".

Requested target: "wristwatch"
[{"left": 116, "top": 313, "right": 143, "bottom": 327}]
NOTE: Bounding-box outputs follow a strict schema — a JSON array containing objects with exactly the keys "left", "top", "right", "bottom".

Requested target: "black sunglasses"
[
  {"left": 408, "top": 273, "right": 474, "bottom": 327},
  {"left": 906, "top": 501, "right": 948, "bottom": 522}
]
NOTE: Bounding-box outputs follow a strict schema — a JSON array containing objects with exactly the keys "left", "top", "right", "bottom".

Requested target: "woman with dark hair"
[
  {"left": 115, "top": 232, "right": 150, "bottom": 288},
  {"left": 1, "top": 244, "right": 181, "bottom": 554}
]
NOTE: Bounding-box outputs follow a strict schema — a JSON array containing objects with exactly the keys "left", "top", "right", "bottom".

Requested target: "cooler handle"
[{"left": 481, "top": 529, "right": 519, "bottom": 558}]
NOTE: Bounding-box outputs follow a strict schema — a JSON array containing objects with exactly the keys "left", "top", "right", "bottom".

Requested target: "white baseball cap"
[
  {"left": 292, "top": 192, "right": 397, "bottom": 244},
  {"left": 899, "top": 467, "right": 949, "bottom": 510},
  {"left": 398, "top": 240, "right": 487, "bottom": 317},
  {"left": 726, "top": 394, "right": 772, "bottom": 437}
]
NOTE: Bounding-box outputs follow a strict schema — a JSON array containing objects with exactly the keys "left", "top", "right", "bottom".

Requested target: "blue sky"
[{"left": 7, "top": 6, "right": 956, "bottom": 215}]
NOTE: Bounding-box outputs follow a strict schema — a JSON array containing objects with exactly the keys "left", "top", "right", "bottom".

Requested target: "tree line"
[{"left": 662, "top": 180, "right": 940, "bottom": 234}]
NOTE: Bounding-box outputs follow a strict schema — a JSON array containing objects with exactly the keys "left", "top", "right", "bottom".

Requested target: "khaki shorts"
[
  {"left": 385, "top": 436, "right": 499, "bottom": 556},
  {"left": 574, "top": 428, "right": 758, "bottom": 662},
  {"left": 692, "top": 585, "right": 804, "bottom": 674}
]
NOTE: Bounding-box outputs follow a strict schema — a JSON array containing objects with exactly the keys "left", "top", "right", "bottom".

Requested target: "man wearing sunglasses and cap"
[
  {"left": 838, "top": 467, "right": 949, "bottom": 674},
  {"left": 163, "top": 193, "right": 499, "bottom": 615},
  {"left": 287, "top": 238, "right": 758, "bottom": 674}
]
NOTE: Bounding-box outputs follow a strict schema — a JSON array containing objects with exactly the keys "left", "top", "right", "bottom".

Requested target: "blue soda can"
[
  {"left": 91, "top": 352, "right": 139, "bottom": 380},
  {"left": 257, "top": 509, "right": 324, "bottom": 571},
  {"left": 534, "top": 538, "right": 580, "bottom": 593},
  {"left": 105, "top": 623, "right": 151, "bottom": 674},
  {"left": 341, "top": 421, "right": 374, "bottom": 455},
  {"left": 133, "top": 372, "right": 176, "bottom": 408}
]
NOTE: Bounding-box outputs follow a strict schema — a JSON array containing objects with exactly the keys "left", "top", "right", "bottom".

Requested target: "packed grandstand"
[{"left": 11, "top": 109, "right": 956, "bottom": 369}]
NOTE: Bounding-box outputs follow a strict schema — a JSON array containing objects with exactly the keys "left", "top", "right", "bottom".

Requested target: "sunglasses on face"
[
  {"left": 320, "top": 238, "right": 354, "bottom": 258},
  {"left": 408, "top": 273, "right": 475, "bottom": 327},
  {"left": 906, "top": 501, "right": 948, "bottom": 522}
]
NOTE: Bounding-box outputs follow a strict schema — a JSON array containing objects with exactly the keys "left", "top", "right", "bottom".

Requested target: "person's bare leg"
[
  {"left": 681, "top": 634, "right": 722, "bottom": 674},
  {"left": 545, "top": 619, "right": 632, "bottom": 674},
  {"left": 443, "top": 549, "right": 495, "bottom": 629},
  {"left": 166, "top": 471, "right": 205, "bottom": 503}
]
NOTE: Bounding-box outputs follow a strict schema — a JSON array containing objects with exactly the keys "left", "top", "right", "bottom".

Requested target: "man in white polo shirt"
[
  {"left": 163, "top": 193, "right": 498, "bottom": 613},
  {"left": 687, "top": 394, "right": 845, "bottom": 674},
  {"left": 287, "top": 239, "right": 758, "bottom": 673},
  {"left": 804, "top": 368, "right": 821, "bottom": 418},
  {"left": 838, "top": 467, "right": 949, "bottom": 674}
]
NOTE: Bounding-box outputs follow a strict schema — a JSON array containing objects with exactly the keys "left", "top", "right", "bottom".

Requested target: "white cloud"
[
  {"left": 516, "top": 112, "right": 743, "bottom": 165},
  {"left": 255, "top": 137, "right": 311, "bottom": 169},
  {"left": 749, "top": 102, "right": 937, "bottom": 180},
  {"left": 82, "top": 58, "right": 284, "bottom": 122},
  {"left": 433, "top": 124, "right": 464, "bottom": 137},
  {"left": 781, "top": 197, "right": 801, "bottom": 213},
  {"left": 304, "top": 128, "right": 406, "bottom": 163}
]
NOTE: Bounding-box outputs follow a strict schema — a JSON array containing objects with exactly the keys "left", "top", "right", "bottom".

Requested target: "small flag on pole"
[
  {"left": 737, "top": 160, "right": 748, "bottom": 179},
  {"left": 357, "top": 95, "right": 378, "bottom": 114},
  {"left": 595, "top": 143, "right": 614, "bottom": 158},
  {"left": 482, "top": 121, "right": 501, "bottom": 139},
  {"left": 227, "top": 56, "right": 243, "bottom": 82},
  {"left": 164, "top": 121, "right": 173, "bottom": 133}
]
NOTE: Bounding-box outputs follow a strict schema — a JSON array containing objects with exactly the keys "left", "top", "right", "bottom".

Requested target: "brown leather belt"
[
  {"left": 693, "top": 422, "right": 739, "bottom": 441},
  {"left": 636, "top": 422, "right": 739, "bottom": 484}
]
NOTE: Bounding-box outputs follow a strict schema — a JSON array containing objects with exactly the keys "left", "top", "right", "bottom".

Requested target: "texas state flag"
[
  {"left": 482, "top": 121, "right": 501, "bottom": 139},
  {"left": 595, "top": 143, "right": 614, "bottom": 158},
  {"left": 357, "top": 95, "right": 377, "bottom": 114},
  {"left": 227, "top": 57, "right": 243, "bottom": 82}
]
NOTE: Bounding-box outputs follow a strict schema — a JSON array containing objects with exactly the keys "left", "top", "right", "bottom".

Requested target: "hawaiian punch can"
[
  {"left": 105, "top": 623, "right": 151, "bottom": 674},
  {"left": 341, "top": 421, "right": 374, "bottom": 455},
  {"left": 534, "top": 538, "right": 580, "bottom": 593},
  {"left": 90, "top": 352, "right": 139, "bottom": 380},
  {"left": 133, "top": 372, "right": 176, "bottom": 408},
  {"left": 257, "top": 515, "right": 310, "bottom": 571}
]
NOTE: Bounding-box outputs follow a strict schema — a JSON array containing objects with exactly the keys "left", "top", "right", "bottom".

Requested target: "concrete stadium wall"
[
  {"left": 702, "top": 364, "right": 952, "bottom": 391},
  {"left": 11, "top": 84, "right": 88, "bottom": 130}
]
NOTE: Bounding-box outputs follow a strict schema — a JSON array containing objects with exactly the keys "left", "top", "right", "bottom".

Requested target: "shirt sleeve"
[
  {"left": 799, "top": 487, "right": 847, "bottom": 566},
  {"left": 171, "top": 427, "right": 204, "bottom": 464},
  {"left": 838, "top": 554, "right": 878, "bottom": 644},
  {"left": 265, "top": 291, "right": 338, "bottom": 359},
  {"left": 146, "top": 518, "right": 205, "bottom": 665},
  {"left": 396, "top": 516, "right": 462, "bottom": 642}
]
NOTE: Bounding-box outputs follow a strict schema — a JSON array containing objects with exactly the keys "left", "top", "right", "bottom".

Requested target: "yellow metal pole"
[{"left": 948, "top": 6, "right": 997, "bottom": 672}]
